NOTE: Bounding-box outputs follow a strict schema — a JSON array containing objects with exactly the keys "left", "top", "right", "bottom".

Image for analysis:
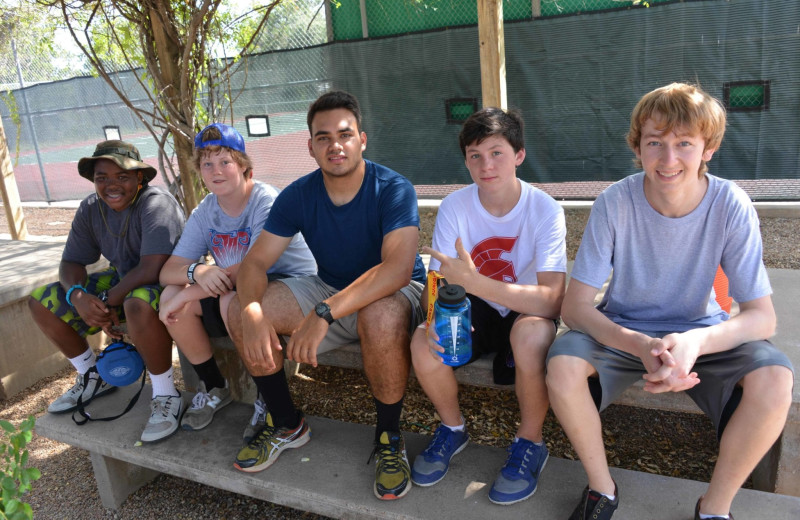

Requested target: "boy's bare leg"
[
  {"left": 227, "top": 282, "right": 304, "bottom": 377},
  {"left": 701, "top": 365, "right": 793, "bottom": 515},
  {"left": 124, "top": 297, "right": 173, "bottom": 374},
  {"left": 411, "top": 326, "right": 462, "bottom": 426},
  {"left": 358, "top": 292, "right": 412, "bottom": 405},
  {"left": 28, "top": 297, "right": 88, "bottom": 358},
  {"left": 512, "top": 316, "right": 556, "bottom": 442},
  {"left": 546, "top": 355, "right": 616, "bottom": 495}
]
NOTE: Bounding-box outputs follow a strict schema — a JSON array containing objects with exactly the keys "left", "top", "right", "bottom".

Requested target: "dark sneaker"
[
  {"left": 181, "top": 381, "right": 232, "bottom": 431},
  {"left": 141, "top": 394, "right": 183, "bottom": 443},
  {"left": 411, "top": 424, "right": 469, "bottom": 486},
  {"left": 234, "top": 412, "right": 310, "bottom": 473},
  {"left": 489, "top": 437, "right": 549, "bottom": 505},
  {"left": 242, "top": 396, "right": 267, "bottom": 444},
  {"left": 371, "top": 431, "right": 411, "bottom": 500},
  {"left": 695, "top": 496, "right": 734, "bottom": 520},
  {"left": 48, "top": 368, "right": 116, "bottom": 413},
  {"left": 569, "top": 484, "right": 619, "bottom": 520}
]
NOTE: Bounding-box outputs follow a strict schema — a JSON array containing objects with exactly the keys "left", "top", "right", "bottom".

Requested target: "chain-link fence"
[{"left": 2, "top": 0, "right": 799, "bottom": 203}]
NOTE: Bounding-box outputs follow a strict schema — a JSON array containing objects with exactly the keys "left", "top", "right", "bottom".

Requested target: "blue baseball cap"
[{"left": 194, "top": 123, "right": 246, "bottom": 152}]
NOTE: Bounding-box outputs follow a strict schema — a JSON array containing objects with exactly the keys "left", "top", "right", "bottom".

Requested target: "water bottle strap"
[{"left": 426, "top": 270, "right": 446, "bottom": 328}]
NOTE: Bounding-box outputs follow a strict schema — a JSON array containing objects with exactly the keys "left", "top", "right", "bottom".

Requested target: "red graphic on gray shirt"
[{"left": 471, "top": 236, "right": 518, "bottom": 284}]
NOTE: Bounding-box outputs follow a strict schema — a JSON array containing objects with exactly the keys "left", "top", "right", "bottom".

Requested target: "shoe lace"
[
  {"left": 249, "top": 399, "right": 266, "bottom": 426},
  {"left": 423, "top": 427, "right": 454, "bottom": 459},
  {"left": 502, "top": 440, "right": 533, "bottom": 477},
  {"left": 190, "top": 391, "right": 211, "bottom": 410},
  {"left": 249, "top": 420, "right": 278, "bottom": 448},
  {"left": 367, "top": 437, "right": 404, "bottom": 475},
  {"left": 152, "top": 396, "right": 175, "bottom": 420}
]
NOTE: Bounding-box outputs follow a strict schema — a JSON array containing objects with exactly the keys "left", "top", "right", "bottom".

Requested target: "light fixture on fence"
[
  {"left": 103, "top": 125, "right": 121, "bottom": 141},
  {"left": 245, "top": 115, "right": 270, "bottom": 137}
]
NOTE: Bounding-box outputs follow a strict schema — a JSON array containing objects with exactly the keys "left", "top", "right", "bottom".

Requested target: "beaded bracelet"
[{"left": 65, "top": 284, "right": 86, "bottom": 307}]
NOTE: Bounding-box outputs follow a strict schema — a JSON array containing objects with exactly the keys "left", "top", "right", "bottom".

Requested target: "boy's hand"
[
  {"left": 241, "top": 302, "right": 281, "bottom": 370},
  {"left": 159, "top": 295, "right": 190, "bottom": 325},
  {"left": 286, "top": 313, "right": 328, "bottom": 367},
  {"left": 642, "top": 334, "right": 701, "bottom": 393},
  {"left": 74, "top": 293, "right": 123, "bottom": 339},
  {"left": 194, "top": 265, "right": 234, "bottom": 297},
  {"left": 423, "top": 238, "right": 476, "bottom": 291},
  {"left": 422, "top": 323, "right": 446, "bottom": 362}
]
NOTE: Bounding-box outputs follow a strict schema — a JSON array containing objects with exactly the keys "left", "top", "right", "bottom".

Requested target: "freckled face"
[
  {"left": 92, "top": 159, "right": 142, "bottom": 212},
  {"left": 199, "top": 149, "right": 248, "bottom": 197}
]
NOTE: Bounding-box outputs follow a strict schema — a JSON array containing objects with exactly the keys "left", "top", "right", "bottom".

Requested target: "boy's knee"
[
  {"left": 546, "top": 355, "right": 589, "bottom": 394},
  {"left": 123, "top": 296, "right": 157, "bottom": 321},
  {"left": 743, "top": 365, "right": 794, "bottom": 411}
]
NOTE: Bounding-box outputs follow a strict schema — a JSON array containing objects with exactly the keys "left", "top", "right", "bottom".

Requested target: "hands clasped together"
[{"left": 640, "top": 330, "right": 703, "bottom": 393}]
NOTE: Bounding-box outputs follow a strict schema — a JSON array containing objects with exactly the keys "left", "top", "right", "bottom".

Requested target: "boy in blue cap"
[{"left": 159, "top": 123, "right": 316, "bottom": 436}]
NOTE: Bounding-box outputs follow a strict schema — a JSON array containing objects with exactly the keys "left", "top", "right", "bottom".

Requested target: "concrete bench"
[
  {"left": 0, "top": 237, "right": 107, "bottom": 399},
  {"left": 34, "top": 385, "right": 800, "bottom": 518},
  {"left": 184, "top": 265, "right": 800, "bottom": 498}
]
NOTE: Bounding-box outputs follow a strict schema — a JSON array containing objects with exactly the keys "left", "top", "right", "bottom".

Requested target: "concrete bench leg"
[
  {"left": 753, "top": 414, "right": 800, "bottom": 496},
  {"left": 89, "top": 451, "right": 161, "bottom": 509}
]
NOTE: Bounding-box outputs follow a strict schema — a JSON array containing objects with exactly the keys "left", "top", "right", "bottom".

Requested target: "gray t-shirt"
[
  {"left": 571, "top": 172, "right": 770, "bottom": 332},
  {"left": 63, "top": 186, "right": 185, "bottom": 277},
  {"left": 172, "top": 181, "right": 316, "bottom": 276}
]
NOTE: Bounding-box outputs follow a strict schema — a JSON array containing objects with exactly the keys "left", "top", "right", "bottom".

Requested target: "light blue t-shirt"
[
  {"left": 571, "top": 172, "right": 770, "bottom": 332},
  {"left": 172, "top": 181, "right": 316, "bottom": 277}
]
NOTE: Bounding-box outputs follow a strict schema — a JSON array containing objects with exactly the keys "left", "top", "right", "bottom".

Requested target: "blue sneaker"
[
  {"left": 488, "top": 437, "right": 548, "bottom": 505},
  {"left": 411, "top": 424, "right": 469, "bottom": 486}
]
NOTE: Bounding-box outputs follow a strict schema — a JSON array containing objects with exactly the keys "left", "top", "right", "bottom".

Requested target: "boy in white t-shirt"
[
  {"left": 409, "top": 108, "right": 567, "bottom": 505},
  {"left": 158, "top": 123, "right": 315, "bottom": 436}
]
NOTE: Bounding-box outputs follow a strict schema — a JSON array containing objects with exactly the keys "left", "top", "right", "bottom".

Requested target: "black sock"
[
  {"left": 192, "top": 357, "right": 225, "bottom": 391},
  {"left": 374, "top": 396, "right": 404, "bottom": 442},
  {"left": 253, "top": 372, "right": 299, "bottom": 429}
]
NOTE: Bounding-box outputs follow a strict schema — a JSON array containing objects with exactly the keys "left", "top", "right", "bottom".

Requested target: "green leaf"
[{"left": 0, "top": 421, "right": 15, "bottom": 434}]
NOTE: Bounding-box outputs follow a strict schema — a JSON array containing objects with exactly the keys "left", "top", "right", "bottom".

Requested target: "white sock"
[
  {"left": 149, "top": 367, "right": 179, "bottom": 397},
  {"left": 699, "top": 514, "right": 729, "bottom": 520},
  {"left": 69, "top": 347, "right": 96, "bottom": 375},
  {"left": 443, "top": 419, "right": 466, "bottom": 432}
]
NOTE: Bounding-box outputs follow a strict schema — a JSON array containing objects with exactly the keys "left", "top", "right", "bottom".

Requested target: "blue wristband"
[{"left": 65, "top": 284, "right": 86, "bottom": 307}]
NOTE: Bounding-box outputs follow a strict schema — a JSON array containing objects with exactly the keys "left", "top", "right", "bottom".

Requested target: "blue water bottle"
[{"left": 434, "top": 284, "right": 472, "bottom": 367}]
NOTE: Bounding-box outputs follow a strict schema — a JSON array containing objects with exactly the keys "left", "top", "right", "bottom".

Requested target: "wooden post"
[
  {"left": 0, "top": 116, "right": 28, "bottom": 240},
  {"left": 477, "top": 0, "right": 507, "bottom": 110}
]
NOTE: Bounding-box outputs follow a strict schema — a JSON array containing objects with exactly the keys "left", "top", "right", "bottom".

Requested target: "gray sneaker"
[
  {"left": 141, "top": 394, "right": 183, "bottom": 443},
  {"left": 181, "top": 381, "right": 232, "bottom": 431},
  {"left": 48, "top": 368, "right": 116, "bottom": 414},
  {"left": 243, "top": 396, "right": 267, "bottom": 444}
]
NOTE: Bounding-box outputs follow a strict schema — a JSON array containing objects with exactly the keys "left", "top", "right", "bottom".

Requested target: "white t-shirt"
[{"left": 430, "top": 180, "right": 567, "bottom": 317}]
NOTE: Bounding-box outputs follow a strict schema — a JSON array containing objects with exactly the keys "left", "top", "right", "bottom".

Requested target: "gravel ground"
[{"left": 1, "top": 204, "right": 798, "bottom": 518}]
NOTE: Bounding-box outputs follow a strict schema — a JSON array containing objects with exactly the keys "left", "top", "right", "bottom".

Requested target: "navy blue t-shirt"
[{"left": 265, "top": 160, "right": 426, "bottom": 290}]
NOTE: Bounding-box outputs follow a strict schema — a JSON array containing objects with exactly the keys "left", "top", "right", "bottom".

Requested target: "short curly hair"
[{"left": 627, "top": 83, "right": 726, "bottom": 176}]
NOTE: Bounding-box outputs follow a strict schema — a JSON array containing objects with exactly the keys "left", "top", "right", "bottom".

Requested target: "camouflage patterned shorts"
[{"left": 30, "top": 267, "right": 162, "bottom": 338}]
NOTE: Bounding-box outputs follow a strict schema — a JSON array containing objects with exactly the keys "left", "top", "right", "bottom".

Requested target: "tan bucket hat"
[{"left": 77, "top": 140, "right": 157, "bottom": 182}]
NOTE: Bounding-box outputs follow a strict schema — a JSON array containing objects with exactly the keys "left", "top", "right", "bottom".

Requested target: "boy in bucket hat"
[
  {"left": 158, "top": 123, "right": 315, "bottom": 436},
  {"left": 28, "top": 139, "right": 186, "bottom": 443}
]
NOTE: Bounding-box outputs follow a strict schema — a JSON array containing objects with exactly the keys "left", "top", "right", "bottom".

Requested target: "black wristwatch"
[
  {"left": 314, "top": 302, "right": 334, "bottom": 325},
  {"left": 98, "top": 290, "right": 109, "bottom": 304}
]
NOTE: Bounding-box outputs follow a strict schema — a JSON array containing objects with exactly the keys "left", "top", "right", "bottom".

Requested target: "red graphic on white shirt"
[{"left": 471, "top": 236, "right": 518, "bottom": 283}]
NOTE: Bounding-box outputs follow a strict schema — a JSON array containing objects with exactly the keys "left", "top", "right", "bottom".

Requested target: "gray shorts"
[
  {"left": 547, "top": 329, "right": 794, "bottom": 435},
  {"left": 277, "top": 275, "right": 424, "bottom": 355}
]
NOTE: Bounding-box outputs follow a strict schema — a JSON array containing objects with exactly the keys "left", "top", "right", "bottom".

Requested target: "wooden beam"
[
  {"left": 477, "top": 0, "right": 507, "bottom": 109},
  {"left": 0, "top": 116, "right": 28, "bottom": 240}
]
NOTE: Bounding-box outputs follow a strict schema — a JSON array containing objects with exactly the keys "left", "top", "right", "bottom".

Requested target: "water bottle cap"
[{"left": 438, "top": 284, "right": 467, "bottom": 305}]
